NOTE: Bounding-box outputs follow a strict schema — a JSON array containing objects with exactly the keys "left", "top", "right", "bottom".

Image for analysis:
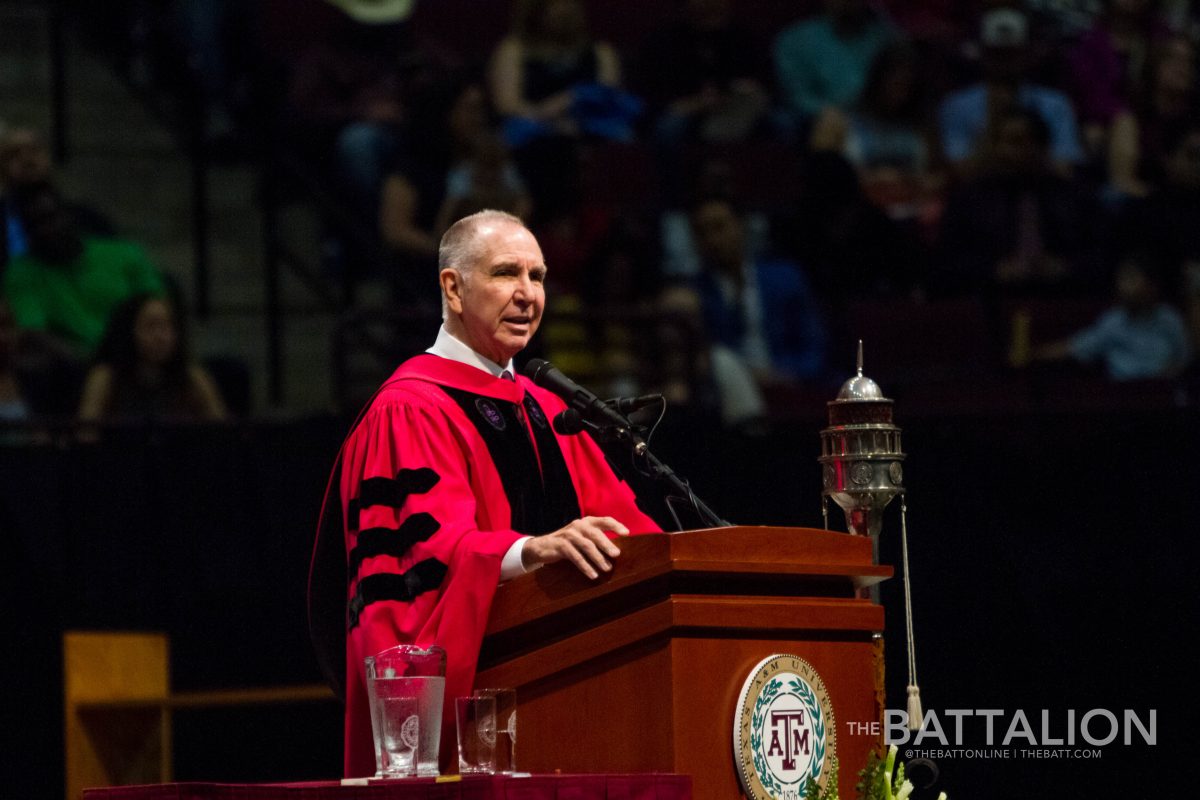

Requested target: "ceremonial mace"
[{"left": 819, "top": 341, "right": 923, "bottom": 728}]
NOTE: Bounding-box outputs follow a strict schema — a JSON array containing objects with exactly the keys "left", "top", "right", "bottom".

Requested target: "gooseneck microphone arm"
[{"left": 524, "top": 359, "right": 730, "bottom": 529}]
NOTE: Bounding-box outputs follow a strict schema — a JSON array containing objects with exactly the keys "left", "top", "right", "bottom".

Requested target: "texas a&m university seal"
[{"left": 735, "top": 654, "right": 838, "bottom": 800}]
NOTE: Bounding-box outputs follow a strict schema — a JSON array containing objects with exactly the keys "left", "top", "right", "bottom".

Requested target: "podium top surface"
[{"left": 485, "top": 526, "right": 891, "bottom": 637}]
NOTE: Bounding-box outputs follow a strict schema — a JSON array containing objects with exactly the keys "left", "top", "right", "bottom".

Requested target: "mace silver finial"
[{"left": 820, "top": 341, "right": 903, "bottom": 536}]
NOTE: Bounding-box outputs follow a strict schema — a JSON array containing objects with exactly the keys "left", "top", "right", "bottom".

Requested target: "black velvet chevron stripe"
[
  {"left": 346, "top": 512, "right": 440, "bottom": 581},
  {"left": 347, "top": 467, "right": 440, "bottom": 530},
  {"left": 347, "top": 557, "right": 448, "bottom": 630}
]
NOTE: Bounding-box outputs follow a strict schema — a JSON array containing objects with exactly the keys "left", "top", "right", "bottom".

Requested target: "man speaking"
[{"left": 311, "top": 210, "right": 662, "bottom": 777}]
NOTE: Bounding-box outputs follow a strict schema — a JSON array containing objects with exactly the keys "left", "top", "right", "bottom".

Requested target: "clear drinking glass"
[
  {"left": 455, "top": 695, "right": 496, "bottom": 774},
  {"left": 473, "top": 688, "right": 517, "bottom": 773}
]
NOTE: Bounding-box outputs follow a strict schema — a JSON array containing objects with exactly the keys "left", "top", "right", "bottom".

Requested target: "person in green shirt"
[{"left": 2, "top": 182, "right": 164, "bottom": 357}]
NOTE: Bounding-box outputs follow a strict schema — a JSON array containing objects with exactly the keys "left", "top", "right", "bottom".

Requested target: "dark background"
[{"left": 3, "top": 400, "right": 1195, "bottom": 799}]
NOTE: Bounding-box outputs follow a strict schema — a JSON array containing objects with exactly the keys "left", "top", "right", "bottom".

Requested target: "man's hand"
[{"left": 521, "top": 517, "right": 630, "bottom": 579}]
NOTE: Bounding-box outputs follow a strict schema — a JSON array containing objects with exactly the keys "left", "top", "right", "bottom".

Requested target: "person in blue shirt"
[
  {"left": 1033, "top": 253, "right": 1191, "bottom": 380},
  {"left": 774, "top": 0, "right": 894, "bottom": 125},
  {"left": 686, "top": 196, "right": 828, "bottom": 425},
  {"left": 938, "top": 7, "right": 1085, "bottom": 176}
]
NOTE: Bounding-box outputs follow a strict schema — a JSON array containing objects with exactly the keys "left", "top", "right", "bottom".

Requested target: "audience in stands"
[
  {"left": 774, "top": 0, "right": 895, "bottom": 127},
  {"left": 939, "top": 107, "right": 1094, "bottom": 293},
  {"left": 287, "top": 5, "right": 441, "bottom": 216},
  {"left": 660, "top": 159, "right": 771, "bottom": 280},
  {"left": 639, "top": 0, "right": 772, "bottom": 146},
  {"left": 0, "top": 128, "right": 51, "bottom": 271},
  {"left": 785, "top": 151, "right": 925, "bottom": 301},
  {"left": 488, "top": 0, "right": 636, "bottom": 216},
  {"left": 1, "top": 128, "right": 114, "bottom": 273},
  {"left": 1107, "top": 33, "right": 1198, "bottom": 198},
  {"left": 377, "top": 80, "right": 529, "bottom": 303},
  {"left": 684, "top": 196, "right": 828, "bottom": 426},
  {"left": 77, "top": 293, "right": 227, "bottom": 424},
  {"left": 50, "top": 0, "right": 1199, "bottom": 419},
  {"left": 938, "top": 7, "right": 1085, "bottom": 175},
  {"left": 3, "top": 183, "right": 164, "bottom": 358},
  {"left": 1031, "top": 252, "right": 1191, "bottom": 379},
  {"left": 1067, "top": 0, "right": 1171, "bottom": 155},
  {"left": 810, "top": 40, "right": 945, "bottom": 224}
]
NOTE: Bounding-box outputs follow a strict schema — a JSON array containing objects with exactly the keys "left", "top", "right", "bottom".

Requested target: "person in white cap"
[{"left": 938, "top": 6, "right": 1085, "bottom": 176}]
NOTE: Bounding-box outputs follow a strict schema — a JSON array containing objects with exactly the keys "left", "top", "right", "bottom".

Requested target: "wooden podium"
[{"left": 475, "top": 526, "right": 891, "bottom": 800}]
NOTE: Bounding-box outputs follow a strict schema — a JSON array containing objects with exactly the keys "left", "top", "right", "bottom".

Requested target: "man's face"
[{"left": 444, "top": 221, "right": 546, "bottom": 366}]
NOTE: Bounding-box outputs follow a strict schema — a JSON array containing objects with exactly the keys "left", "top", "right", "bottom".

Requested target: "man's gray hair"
[
  {"left": 437, "top": 209, "right": 527, "bottom": 318},
  {"left": 438, "top": 209, "right": 527, "bottom": 272}
]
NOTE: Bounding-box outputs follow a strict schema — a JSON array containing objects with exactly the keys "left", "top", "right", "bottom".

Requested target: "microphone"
[
  {"left": 524, "top": 359, "right": 633, "bottom": 430},
  {"left": 606, "top": 394, "right": 663, "bottom": 415},
  {"left": 552, "top": 408, "right": 586, "bottom": 435}
]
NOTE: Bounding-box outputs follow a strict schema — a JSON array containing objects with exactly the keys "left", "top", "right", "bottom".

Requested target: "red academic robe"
[{"left": 336, "top": 355, "right": 661, "bottom": 777}]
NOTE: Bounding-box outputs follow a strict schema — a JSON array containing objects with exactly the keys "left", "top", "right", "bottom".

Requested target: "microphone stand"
[{"left": 559, "top": 411, "right": 731, "bottom": 530}]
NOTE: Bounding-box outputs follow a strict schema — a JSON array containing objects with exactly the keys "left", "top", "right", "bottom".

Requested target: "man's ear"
[{"left": 440, "top": 268, "right": 465, "bottom": 315}]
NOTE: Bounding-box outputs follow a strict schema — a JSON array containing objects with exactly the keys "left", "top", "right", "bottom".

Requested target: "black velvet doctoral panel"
[{"left": 439, "top": 386, "right": 581, "bottom": 535}]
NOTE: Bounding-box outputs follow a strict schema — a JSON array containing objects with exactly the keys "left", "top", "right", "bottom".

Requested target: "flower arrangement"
[{"left": 804, "top": 745, "right": 948, "bottom": 800}]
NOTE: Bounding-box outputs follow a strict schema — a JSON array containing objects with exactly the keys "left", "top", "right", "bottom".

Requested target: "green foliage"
[
  {"left": 854, "top": 749, "right": 889, "bottom": 800},
  {"left": 852, "top": 746, "right": 946, "bottom": 800},
  {"left": 804, "top": 755, "right": 840, "bottom": 800}
]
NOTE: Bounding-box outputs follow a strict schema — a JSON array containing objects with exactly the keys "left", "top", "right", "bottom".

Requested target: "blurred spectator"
[
  {"left": 639, "top": 0, "right": 771, "bottom": 145},
  {"left": 686, "top": 197, "right": 828, "bottom": 425},
  {"left": 435, "top": 133, "right": 532, "bottom": 234},
  {"left": 0, "top": 299, "right": 30, "bottom": 423},
  {"left": 287, "top": 5, "right": 434, "bottom": 215},
  {"left": 487, "top": 0, "right": 637, "bottom": 215},
  {"left": 938, "top": 7, "right": 1085, "bottom": 175},
  {"left": 0, "top": 128, "right": 50, "bottom": 270},
  {"left": 3, "top": 183, "right": 164, "bottom": 357},
  {"left": 1067, "top": 0, "right": 1171, "bottom": 153},
  {"left": 1117, "top": 122, "right": 1200, "bottom": 353},
  {"left": 377, "top": 81, "right": 528, "bottom": 302},
  {"left": 810, "top": 40, "right": 946, "bottom": 224},
  {"left": 785, "top": 151, "right": 925, "bottom": 299},
  {"left": 939, "top": 107, "right": 1095, "bottom": 292},
  {"left": 774, "top": 0, "right": 895, "bottom": 125},
  {"left": 1107, "top": 34, "right": 1197, "bottom": 198},
  {"left": 1, "top": 128, "right": 114, "bottom": 271},
  {"left": 660, "top": 160, "right": 771, "bottom": 279},
  {"left": 77, "top": 293, "right": 227, "bottom": 423},
  {"left": 1031, "top": 252, "right": 1191, "bottom": 378}
]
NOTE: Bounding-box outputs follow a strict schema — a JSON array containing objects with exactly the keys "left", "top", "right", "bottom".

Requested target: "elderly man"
[{"left": 315, "top": 209, "right": 661, "bottom": 777}]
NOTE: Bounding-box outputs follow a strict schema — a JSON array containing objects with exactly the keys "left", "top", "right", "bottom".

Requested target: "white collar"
[{"left": 426, "top": 324, "right": 515, "bottom": 379}]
